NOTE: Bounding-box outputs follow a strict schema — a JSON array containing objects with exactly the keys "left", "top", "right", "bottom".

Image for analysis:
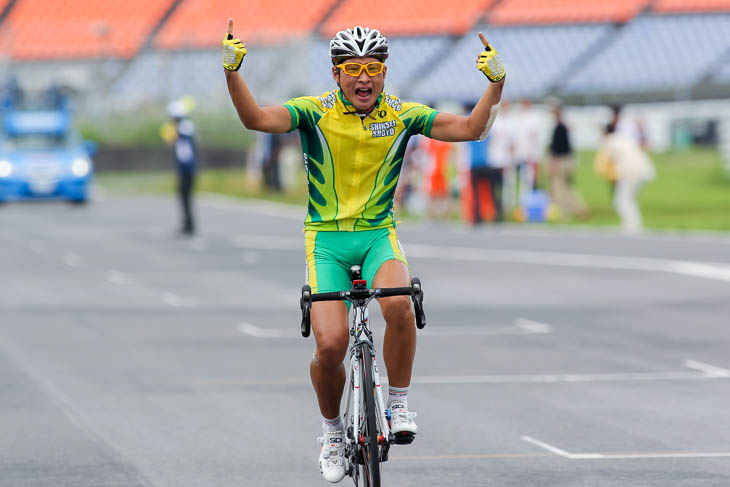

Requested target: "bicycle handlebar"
[
  {"left": 310, "top": 286, "right": 413, "bottom": 302},
  {"left": 300, "top": 279, "right": 425, "bottom": 338}
]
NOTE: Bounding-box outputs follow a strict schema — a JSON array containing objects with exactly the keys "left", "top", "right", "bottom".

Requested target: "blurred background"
[
  {"left": 1, "top": 0, "right": 729, "bottom": 230},
  {"left": 2, "top": 4, "right": 730, "bottom": 487}
]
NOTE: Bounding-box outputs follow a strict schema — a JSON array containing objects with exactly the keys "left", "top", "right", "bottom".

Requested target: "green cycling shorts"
[{"left": 304, "top": 227, "right": 409, "bottom": 294}]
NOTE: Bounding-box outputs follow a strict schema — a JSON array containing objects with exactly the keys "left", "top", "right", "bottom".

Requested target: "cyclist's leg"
[
  {"left": 305, "top": 230, "right": 353, "bottom": 420},
  {"left": 311, "top": 301, "right": 349, "bottom": 419},
  {"left": 372, "top": 259, "right": 415, "bottom": 389},
  {"left": 362, "top": 228, "right": 415, "bottom": 389}
]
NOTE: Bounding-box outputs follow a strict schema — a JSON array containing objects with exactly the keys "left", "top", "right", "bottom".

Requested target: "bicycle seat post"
[{"left": 350, "top": 265, "right": 362, "bottom": 281}]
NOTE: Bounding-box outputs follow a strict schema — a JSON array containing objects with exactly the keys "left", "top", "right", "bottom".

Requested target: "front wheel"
[{"left": 360, "top": 346, "right": 381, "bottom": 487}]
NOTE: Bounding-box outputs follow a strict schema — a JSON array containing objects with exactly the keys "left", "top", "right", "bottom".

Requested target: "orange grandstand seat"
[
  {"left": 489, "top": 0, "right": 649, "bottom": 25},
  {"left": 154, "top": 0, "right": 338, "bottom": 48},
  {"left": 4, "top": 0, "right": 173, "bottom": 60},
  {"left": 320, "top": 0, "right": 496, "bottom": 37},
  {"left": 652, "top": 0, "right": 730, "bottom": 13}
]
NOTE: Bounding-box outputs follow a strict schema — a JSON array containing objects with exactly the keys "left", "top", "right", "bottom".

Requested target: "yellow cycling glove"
[
  {"left": 222, "top": 32, "right": 247, "bottom": 71},
  {"left": 476, "top": 43, "right": 506, "bottom": 83}
]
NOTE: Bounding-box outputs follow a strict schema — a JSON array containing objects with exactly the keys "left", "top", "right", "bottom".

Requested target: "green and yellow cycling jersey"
[{"left": 284, "top": 90, "right": 438, "bottom": 231}]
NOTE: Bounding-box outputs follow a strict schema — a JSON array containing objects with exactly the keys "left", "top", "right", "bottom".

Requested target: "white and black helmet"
[{"left": 330, "top": 26, "right": 389, "bottom": 65}]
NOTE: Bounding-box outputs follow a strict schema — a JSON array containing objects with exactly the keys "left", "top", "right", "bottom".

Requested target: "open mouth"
[{"left": 355, "top": 87, "right": 372, "bottom": 102}]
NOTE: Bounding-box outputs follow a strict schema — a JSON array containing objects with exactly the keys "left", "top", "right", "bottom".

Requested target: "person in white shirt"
[
  {"left": 595, "top": 123, "right": 655, "bottom": 234},
  {"left": 488, "top": 100, "right": 515, "bottom": 217},
  {"left": 513, "top": 99, "right": 543, "bottom": 195}
]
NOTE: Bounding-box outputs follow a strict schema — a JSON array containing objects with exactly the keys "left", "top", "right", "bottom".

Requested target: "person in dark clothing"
[
  {"left": 161, "top": 100, "right": 199, "bottom": 235},
  {"left": 547, "top": 104, "right": 587, "bottom": 219},
  {"left": 262, "top": 132, "right": 283, "bottom": 191}
]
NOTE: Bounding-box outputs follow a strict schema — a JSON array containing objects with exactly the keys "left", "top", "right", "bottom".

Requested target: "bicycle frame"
[
  {"left": 300, "top": 265, "right": 425, "bottom": 486},
  {"left": 341, "top": 304, "right": 391, "bottom": 464}
]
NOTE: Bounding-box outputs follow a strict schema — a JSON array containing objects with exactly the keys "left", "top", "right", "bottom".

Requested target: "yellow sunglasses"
[{"left": 336, "top": 61, "right": 385, "bottom": 77}]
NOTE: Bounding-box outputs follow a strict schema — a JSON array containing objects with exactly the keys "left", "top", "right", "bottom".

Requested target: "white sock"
[
  {"left": 322, "top": 415, "right": 344, "bottom": 433},
  {"left": 388, "top": 385, "right": 409, "bottom": 409}
]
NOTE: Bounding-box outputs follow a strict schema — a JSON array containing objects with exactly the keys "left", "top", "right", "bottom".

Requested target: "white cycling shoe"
[
  {"left": 318, "top": 431, "right": 346, "bottom": 483},
  {"left": 389, "top": 402, "right": 418, "bottom": 438}
]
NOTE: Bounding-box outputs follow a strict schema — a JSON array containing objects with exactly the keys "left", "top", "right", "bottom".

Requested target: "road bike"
[{"left": 300, "top": 265, "right": 426, "bottom": 487}]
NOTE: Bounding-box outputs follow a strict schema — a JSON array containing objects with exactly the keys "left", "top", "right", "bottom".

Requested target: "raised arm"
[
  {"left": 429, "top": 33, "right": 505, "bottom": 143},
  {"left": 223, "top": 19, "right": 292, "bottom": 134}
]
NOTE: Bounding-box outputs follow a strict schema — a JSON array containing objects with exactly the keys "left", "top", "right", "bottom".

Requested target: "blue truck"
[{"left": 0, "top": 91, "right": 95, "bottom": 204}]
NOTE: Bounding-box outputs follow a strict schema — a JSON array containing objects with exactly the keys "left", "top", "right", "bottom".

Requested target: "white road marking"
[
  {"left": 414, "top": 319, "right": 553, "bottom": 337},
  {"left": 404, "top": 244, "right": 730, "bottom": 283},
  {"left": 200, "top": 362, "right": 730, "bottom": 387},
  {"left": 684, "top": 360, "right": 730, "bottom": 378},
  {"left": 203, "top": 194, "right": 303, "bottom": 220},
  {"left": 237, "top": 322, "right": 287, "bottom": 338},
  {"left": 515, "top": 318, "right": 553, "bottom": 334},
  {"left": 228, "top": 234, "right": 730, "bottom": 283},
  {"left": 232, "top": 234, "right": 299, "bottom": 251},
  {"left": 64, "top": 252, "right": 81, "bottom": 267},
  {"left": 205, "top": 196, "right": 730, "bottom": 245},
  {"left": 408, "top": 371, "right": 718, "bottom": 385},
  {"left": 417, "top": 326, "right": 536, "bottom": 337},
  {"left": 521, "top": 436, "right": 571, "bottom": 457},
  {"left": 522, "top": 435, "right": 730, "bottom": 460},
  {"left": 162, "top": 292, "right": 197, "bottom": 307},
  {"left": 234, "top": 319, "right": 551, "bottom": 339},
  {"left": 106, "top": 270, "right": 129, "bottom": 285}
]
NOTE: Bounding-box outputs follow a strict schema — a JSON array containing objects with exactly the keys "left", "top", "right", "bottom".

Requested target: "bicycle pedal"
[{"left": 392, "top": 432, "right": 415, "bottom": 445}]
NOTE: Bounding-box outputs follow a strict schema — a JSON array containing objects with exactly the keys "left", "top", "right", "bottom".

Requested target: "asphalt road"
[{"left": 1, "top": 194, "right": 729, "bottom": 487}]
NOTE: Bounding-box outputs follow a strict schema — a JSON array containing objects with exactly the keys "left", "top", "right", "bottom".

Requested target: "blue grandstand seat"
[
  {"left": 563, "top": 14, "right": 730, "bottom": 94},
  {"left": 111, "top": 43, "right": 311, "bottom": 108},
  {"left": 712, "top": 58, "right": 730, "bottom": 83},
  {"left": 410, "top": 23, "right": 612, "bottom": 102}
]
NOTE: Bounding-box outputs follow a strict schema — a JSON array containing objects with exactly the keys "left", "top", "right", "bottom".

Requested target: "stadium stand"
[
  {"left": 0, "top": 0, "right": 12, "bottom": 17},
  {"left": 4, "top": 1, "right": 730, "bottom": 105},
  {"left": 112, "top": 39, "right": 315, "bottom": 107},
  {"left": 489, "top": 0, "right": 649, "bottom": 25},
  {"left": 410, "top": 23, "right": 613, "bottom": 102},
  {"left": 563, "top": 14, "right": 730, "bottom": 95},
  {"left": 3, "top": 0, "right": 174, "bottom": 59},
  {"left": 154, "top": 0, "right": 338, "bottom": 48},
  {"left": 652, "top": 0, "right": 730, "bottom": 14},
  {"left": 320, "top": 0, "right": 496, "bottom": 36},
  {"left": 712, "top": 57, "right": 730, "bottom": 83}
]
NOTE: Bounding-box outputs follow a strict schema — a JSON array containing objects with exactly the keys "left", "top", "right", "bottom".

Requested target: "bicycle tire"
[{"left": 360, "top": 346, "right": 381, "bottom": 487}]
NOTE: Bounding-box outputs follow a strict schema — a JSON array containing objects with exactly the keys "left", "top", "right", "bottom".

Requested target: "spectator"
[
  {"left": 514, "top": 98, "right": 543, "bottom": 193},
  {"left": 595, "top": 123, "right": 655, "bottom": 234},
  {"left": 547, "top": 104, "right": 588, "bottom": 220},
  {"left": 611, "top": 104, "right": 648, "bottom": 149},
  {"left": 492, "top": 101, "right": 518, "bottom": 216},
  {"left": 464, "top": 135, "right": 496, "bottom": 224},
  {"left": 421, "top": 136, "right": 453, "bottom": 220},
  {"left": 160, "top": 97, "right": 198, "bottom": 236}
]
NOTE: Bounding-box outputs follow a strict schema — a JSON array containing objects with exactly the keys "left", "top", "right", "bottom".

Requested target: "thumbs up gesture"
[
  {"left": 222, "top": 18, "right": 247, "bottom": 71},
  {"left": 475, "top": 33, "right": 505, "bottom": 83}
]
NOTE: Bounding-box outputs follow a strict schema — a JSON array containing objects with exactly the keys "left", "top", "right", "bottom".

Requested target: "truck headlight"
[
  {"left": 0, "top": 160, "right": 12, "bottom": 178},
  {"left": 72, "top": 158, "right": 90, "bottom": 177}
]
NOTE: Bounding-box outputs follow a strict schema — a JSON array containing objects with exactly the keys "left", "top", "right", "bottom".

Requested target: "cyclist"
[{"left": 223, "top": 20, "right": 505, "bottom": 483}]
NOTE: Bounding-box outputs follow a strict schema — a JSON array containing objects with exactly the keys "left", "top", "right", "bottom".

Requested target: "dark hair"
[{"left": 605, "top": 122, "right": 616, "bottom": 134}]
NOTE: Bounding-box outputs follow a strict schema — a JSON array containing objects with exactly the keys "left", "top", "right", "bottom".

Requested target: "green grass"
[
  {"left": 96, "top": 167, "right": 309, "bottom": 206},
  {"left": 96, "top": 147, "right": 730, "bottom": 231},
  {"left": 571, "top": 148, "right": 730, "bottom": 230},
  {"left": 79, "top": 109, "right": 254, "bottom": 150}
]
